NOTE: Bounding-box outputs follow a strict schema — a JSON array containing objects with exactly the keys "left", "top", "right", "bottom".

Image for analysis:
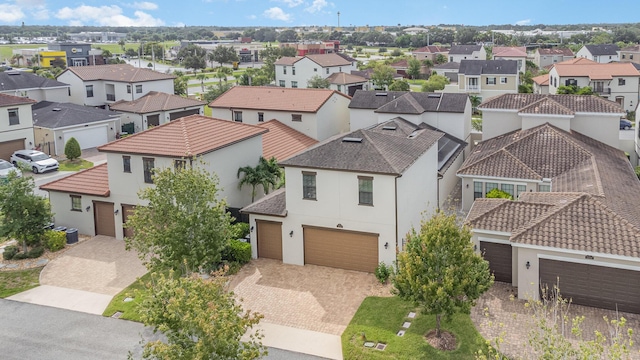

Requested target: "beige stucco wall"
[
  {"left": 460, "top": 176, "right": 538, "bottom": 211},
  {"left": 48, "top": 191, "right": 103, "bottom": 237},
  {"left": 0, "top": 103, "right": 35, "bottom": 151}
]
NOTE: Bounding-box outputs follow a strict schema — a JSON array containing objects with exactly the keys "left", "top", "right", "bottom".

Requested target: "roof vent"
[
  {"left": 52, "top": 108, "right": 62, "bottom": 111},
  {"left": 382, "top": 125, "right": 397, "bottom": 130},
  {"left": 342, "top": 137, "right": 363, "bottom": 143},
  {"left": 375, "top": 92, "right": 388, "bottom": 96},
  {"left": 428, "top": 93, "right": 441, "bottom": 98},
  {"left": 407, "top": 130, "right": 423, "bottom": 139}
]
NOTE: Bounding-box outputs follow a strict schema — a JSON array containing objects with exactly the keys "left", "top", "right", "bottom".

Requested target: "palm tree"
[
  {"left": 195, "top": 73, "right": 208, "bottom": 93},
  {"left": 259, "top": 156, "right": 283, "bottom": 193},
  {"left": 237, "top": 157, "right": 282, "bottom": 202},
  {"left": 215, "top": 66, "right": 233, "bottom": 84}
]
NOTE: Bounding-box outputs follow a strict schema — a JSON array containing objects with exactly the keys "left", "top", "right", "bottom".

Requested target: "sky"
[{"left": 1, "top": 0, "right": 640, "bottom": 28}]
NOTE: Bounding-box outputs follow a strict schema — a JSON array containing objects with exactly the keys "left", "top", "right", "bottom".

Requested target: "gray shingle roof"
[
  {"left": 448, "top": 45, "right": 482, "bottom": 55},
  {"left": 433, "top": 62, "right": 460, "bottom": 70},
  {"left": 0, "top": 71, "right": 69, "bottom": 91},
  {"left": 32, "top": 101, "right": 121, "bottom": 129},
  {"left": 240, "top": 188, "right": 287, "bottom": 217},
  {"left": 458, "top": 60, "right": 518, "bottom": 75},
  {"left": 584, "top": 44, "right": 620, "bottom": 56},
  {"left": 349, "top": 91, "right": 468, "bottom": 114}
]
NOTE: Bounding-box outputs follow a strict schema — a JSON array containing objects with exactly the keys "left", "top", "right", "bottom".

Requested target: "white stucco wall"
[
  {"left": 521, "top": 114, "right": 572, "bottom": 132},
  {"left": 481, "top": 110, "right": 521, "bottom": 140},
  {"left": 1, "top": 87, "right": 70, "bottom": 103},
  {"left": 349, "top": 108, "right": 377, "bottom": 131},
  {"left": 439, "top": 151, "right": 465, "bottom": 208},
  {"left": 314, "top": 93, "right": 351, "bottom": 141},
  {"left": 275, "top": 57, "right": 357, "bottom": 89},
  {"left": 50, "top": 118, "right": 120, "bottom": 156},
  {"left": 48, "top": 191, "right": 102, "bottom": 236},
  {"left": 0, "top": 102, "right": 35, "bottom": 149},
  {"left": 571, "top": 113, "right": 621, "bottom": 149}
]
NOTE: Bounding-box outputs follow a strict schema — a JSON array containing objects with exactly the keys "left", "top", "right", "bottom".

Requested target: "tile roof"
[
  {"left": 59, "top": 64, "right": 175, "bottom": 82},
  {"left": 209, "top": 86, "right": 349, "bottom": 113},
  {"left": 350, "top": 69, "right": 374, "bottom": 80},
  {"left": 478, "top": 93, "right": 624, "bottom": 114},
  {"left": 0, "top": 71, "right": 69, "bottom": 91},
  {"left": 621, "top": 44, "right": 640, "bottom": 52},
  {"left": 532, "top": 74, "right": 549, "bottom": 86},
  {"left": 97, "top": 114, "right": 267, "bottom": 157},
  {"left": 349, "top": 91, "right": 468, "bottom": 114},
  {"left": 413, "top": 45, "right": 449, "bottom": 54},
  {"left": 274, "top": 56, "right": 298, "bottom": 66},
  {"left": 32, "top": 101, "right": 121, "bottom": 129},
  {"left": 240, "top": 188, "right": 287, "bottom": 217},
  {"left": 389, "top": 59, "right": 409, "bottom": 68},
  {"left": 458, "top": 60, "right": 518, "bottom": 75},
  {"left": 280, "top": 117, "right": 443, "bottom": 175},
  {"left": 448, "top": 44, "right": 482, "bottom": 55},
  {"left": 467, "top": 199, "right": 555, "bottom": 233},
  {"left": 40, "top": 163, "right": 110, "bottom": 196},
  {"left": 492, "top": 46, "right": 527, "bottom": 57},
  {"left": 109, "top": 91, "right": 205, "bottom": 114},
  {"left": 517, "top": 97, "right": 575, "bottom": 115},
  {"left": 0, "top": 93, "right": 36, "bottom": 107},
  {"left": 583, "top": 44, "right": 620, "bottom": 56},
  {"left": 305, "top": 53, "right": 353, "bottom": 67},
  {"left": 325, "top": 72, "right": 368, "bottom": 85},
  {"left": 537, "top": 48, "right": 574, "bottom": 56},
  {"left": 552, "top": 61, "right": 639, "bottom": 80},
  {"left": 257, "top": 120, "right": 318, "bottom": 161}
]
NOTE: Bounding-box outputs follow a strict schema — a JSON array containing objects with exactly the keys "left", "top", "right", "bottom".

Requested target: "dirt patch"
[{"left": 425, "top": 329, "right": 457, "bottom": 351}]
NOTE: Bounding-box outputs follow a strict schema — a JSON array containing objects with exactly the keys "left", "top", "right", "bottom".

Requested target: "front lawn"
[
  {"left": 102, "top": 272, "right": 150, "bottom": 322},
  {"left": 58, "top": 159, "right": 93, "bottom": 171},
  {"left": 342, "top": 296, "right": 487, "bottom": 359},
  {"left": 0, "top": 267, "right": 42, "bottom": 298}
]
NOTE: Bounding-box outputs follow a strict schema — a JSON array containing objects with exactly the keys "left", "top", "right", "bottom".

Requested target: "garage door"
[
  {"left": 480, "top": 241, "right": 512, "bottom": 283},
  {"left": 256, "top": 220, "right": 282, "bottom": 260},
  {"left": 121, "top": 204, "right": 135, "bottom": 239},
  {"left": 169, "top": 109, "right": 199, "bottom": 120},
  {"left": 0, "top": 138, "right": 25, "bottom": 161},
  {"left": 539, "top": 259, "right": 640, "bottom": 314},
  {"left": 303, "top": 226, "right": 378, "bottom": 273},
  {"left": 94, "top": 201, "right": 116, "bottom": 237},
  {"left": 63, "top": 126, "right": 108, "bottom": 150}
]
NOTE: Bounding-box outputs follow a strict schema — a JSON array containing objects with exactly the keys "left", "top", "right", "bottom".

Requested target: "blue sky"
[{"left": 1, "top": 0, "right": 639, "bottom": 27}]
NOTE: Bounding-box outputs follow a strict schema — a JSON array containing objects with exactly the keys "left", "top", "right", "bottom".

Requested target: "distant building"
[
  {"left": 48, "top": 43, "right": 105, "bottom": 67},
  {"left": 68, "top": 32, "right": 127, "bottom": 43}
]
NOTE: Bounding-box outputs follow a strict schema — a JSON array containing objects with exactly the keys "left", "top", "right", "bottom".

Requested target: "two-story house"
[
  {"left": 0, "top": 71, "right": 71, "bottom": 103},
  {"left": 576, "top": 44, "right": 620, "bottom": 63},
  {"left": 325, "top": 72, "right": 369, "bottom": 96},
  {"left": 0, "top": 93, "right": 36, "bottom": 160},
  {"left": 620, "top": 44, "right": 640, "bottom": 64},
  {"left": 448, "top": 44, "right": 486, "bottom": 63},
  {"left": 492, "top": 46, "right": 527, "bottom": 74},
  {"left": 533, "top": 48, "right": 574, "bottom": 69},
  {"left": 274, "top": 53, "right": 357, "bottom": 89},
  {"left": 56, "top": 64, "right": 175, "bottom": 108},
  {"left": 208, "top": 86, "right": 351, "bottom": 141},
  {"left": 443, "top": 60, "right": 519, "bottom": 101},
  {"left": 411, "top": 45, "right": 449, "bottom": 62}
]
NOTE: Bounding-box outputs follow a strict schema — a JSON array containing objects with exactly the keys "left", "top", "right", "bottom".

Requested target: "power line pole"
[{"left": 337, "top": 11, "right": 340, "bottom": 28}]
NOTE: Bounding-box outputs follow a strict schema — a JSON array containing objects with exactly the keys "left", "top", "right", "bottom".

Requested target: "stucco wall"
[
  {"left": 439, "top": 151, "right": 465, "bottom": 208},
  {"left": 521, "top": 114, "right": 572, "bottom": 132},
  {"left": 314, "top": 93, "right": 351, "bottom": 141},
  {"left": 48, "top": 191, "right": 101, "bottom": 236},
  {"left": 571, "top": 113, "right": 621, "bottom": 149},
  {"left": 349, "top": 108, "right": 377, "bottom": 131},
  {"left": 481, "top": 110, "right": 521, "bottom": 140}
]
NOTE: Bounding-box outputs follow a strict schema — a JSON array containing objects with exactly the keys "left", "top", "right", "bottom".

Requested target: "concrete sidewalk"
[{"left": 7, "top": 285, "right": 113, "bottom": 315}]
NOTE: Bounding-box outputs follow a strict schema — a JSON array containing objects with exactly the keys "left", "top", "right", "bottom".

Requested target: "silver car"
[
  {"left": 10, "top": 150, "right": 59, "bottom": 174},
  {"left": 0, "top": 159, "right": 22, "bottom": 181}
]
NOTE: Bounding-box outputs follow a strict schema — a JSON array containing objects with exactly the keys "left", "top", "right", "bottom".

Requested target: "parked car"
[
  {"left": 10, "top": 150, "right": 59, "bottom": 174},
  {"left": 620, "top": 119, "right": 632, "bottom": 130},
  {"left": 0, "top": 159, "right": 21, "bottom": 182}
]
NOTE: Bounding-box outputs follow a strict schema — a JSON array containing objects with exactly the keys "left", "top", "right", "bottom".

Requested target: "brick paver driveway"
[{"left": 229, "top": 258, "right": 392, "bottom": 335}]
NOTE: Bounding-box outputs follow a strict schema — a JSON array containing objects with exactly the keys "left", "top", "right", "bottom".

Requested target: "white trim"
[
  {"left": 518, "top": 113, "right": 574, "bottom": 119},
  {"left": 473, "top": 229, "right": 512, "bottom": 237},
  {"left": 514, "top": 242, "right": 640, "bottom": 264},
  {"left": 476, "top": 108, "right": 519, "bottom": 113},
  {"left": 51, "top": 118, "right": 118, "bottom": 131},
  {"left": 538, "top": 253, "right": 640, "bottom": 272},
  {"left": 477, "top": 236, "right": 512, "bottom": 245},
  {"left": 574, "top": 111, "right": 625, "bottom": 116},
  {"left": 472, "top": 178, "right": 530, "bottom": 186}
]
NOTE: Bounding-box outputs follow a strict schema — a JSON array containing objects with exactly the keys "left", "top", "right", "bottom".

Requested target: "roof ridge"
[
  {"left": 359, "top": 130, "right": 400, "bottom": 174},
  {"left": 466, "top": 198, "right": 510, "bottom": 223},
  {"left": 40, "top": 163, "right": 107, "bottom": 188},
  {"left": 510, "top": 193, "right": 587, "bottom": 239},
  {"left": 501, "top": 149, "right": 543, "bottom": 178}
]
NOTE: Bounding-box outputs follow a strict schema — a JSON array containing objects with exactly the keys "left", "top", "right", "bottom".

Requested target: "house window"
[
  {"left": 485, "top": 182, "right": 498, "bottom": 193},
  {"left": 619, "top": 78, "right": 626, "bottom": 86},
  {"left": 339, "top": 67, "right": 342, "bottom": 72},
  {"left": 337, "top": 85, "right": 342, "bottom": 92},
  {"left": 473, "top": 181, "right": 483, "bottom": 200},
  {"left": 358, "top": 176, "right": 373, "bottom": 205},
  {"left": 516, "top": 185, "right": 526, "bottom": 199},
  {"left": 302, "top": 172, "right": 316, "bottom": 200},
  {"left": 500, "top": 184, "right": 514, "bottom": 198},
  {"left": 314, "top": 68, "right": 317, "bottom": 72},
  {"left": 86, "top": 85, "right": 94, "bottom": 97},
  {"left": 122, "top": 156, "right": 131, "bottom": 173},
  {"left": 538, "top": 184, "right": 551, "bottom": 192},
  {"left": 279, "top": 80, "right": 285, "bottom": 87},
  {"left": 292, "top": 67, "right": 296, "bottom": 75},
  {"left": 174, "top": 159, "right": 186, "bottom": 170},
  {"left": 127, "top": 85, "right": 131, "bottom": 94},
  {"left": 70, "top": 195, "right": 82, "bottom": 211},
  {"left": 136, "top": 85, "right": 143, "bottom": 93},
  {"left": 566, "top": 79, "right": 577, "bottom": 86},
  {"left": 326, "top": 68, "right": 329, "bottom": 74},
  {"left": 500, "top": 77, "right": 507, "bottom": 84},
  {"left": 8, "top": 108, "right": 19, "bottom": 125},
  {"left": 486, "top": 77, "right": 496, "bottom": 85},
  {"left": 233, "top": 111, "right": 243, "bottom": 122},
  {"left": 291, "top": 81, "right": 298, "bottom": 88},
  {"left": 449, "top": 56, "right": 453, "bottom": 62},
  {"left": 283, "top": 66, "right": 287, "bottom": 74},
  {"left": 258, "top": 112, "right": 264, "bottom": 122},
  {"left": 143, "top": 157, "right": 155, "bottom": 184},
  {"left": 631, "top": 55, "right": 634, "bottom": 60},
  {"left": 622, "top": 54, "right": 626, "bottom": 59},
  {"left": 291, "top": 114, "right": 302, "bottom": 122}
]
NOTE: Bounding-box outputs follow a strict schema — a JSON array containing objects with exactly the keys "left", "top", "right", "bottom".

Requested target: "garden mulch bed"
[{"left": 0, "top": 235, "right": 92, "bottom": 272}]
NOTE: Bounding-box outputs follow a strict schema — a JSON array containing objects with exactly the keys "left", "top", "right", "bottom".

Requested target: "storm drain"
[
  {"left": 111, "top": 311, "right": 123, "bottom": 319},
  {"left": 376, "top": 343, "right": 387, "bottom": 351}
]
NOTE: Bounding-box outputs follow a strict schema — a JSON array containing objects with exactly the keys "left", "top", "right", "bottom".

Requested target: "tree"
[
  {"left": 371, "top": 64, "right": 396, "bottom": 90},
  {"left": 307, "top": 74, "right": 330, "bottom": 89},
  {"left": 203, "top": 82, "right": 232, "bottom": 103},
  {"left": 176, "top": 44, "right": 207, "bottom": 73},
  {"left": 277, "top": 29, "right": 298, "bottom": 42},
  {"left": 485, "top": 188, "right": 513, "bottom": 200},
  {"left": 556, "top": 85, "right": 594, "bottom": 95},
  {"left": 237, "top": 156, "right": 281, "bottom": 203},
  {"left": 407, "top": 58, "right": 422, "bottom": 79},
  {"left": 393, "top": 211, "right": 493, "bottom": 339},
  {"left": 215, "top": 66, "right": 233, "bottom": 84},
  {"left": 118, "top": 39, "right": 126, "bottom": 51},
  {"left": 389, "top": 79, "right": 410, "bottom": 91},
  {"left": 421, "top": 74, "right": 449, "bottom": 92},
  {"left": 195, "top": 73, "right": 208, "bottom": 93},
  {"left": 64, "top": 137, "right": 81, "bottom": 161},
  {"left": 101, "top": 49, "right": 112, "bottom": 64},
  {"left": 0, "top": 173, "right": 52, "bottom": 253},
  {"left": 173, "top": 70, "right": 188, "bottom": 96},
  {"left": 208, "top": 46, "right": 239, "bottom": 67},
  {"left": 125, "top": 164, "right": 232, "bottom": 275},
  {"left": 138, "top": 270, "right": 265, "bottom": 360},
  {"left": 434, "top": 54, "right": 448, "bottom": 65}
]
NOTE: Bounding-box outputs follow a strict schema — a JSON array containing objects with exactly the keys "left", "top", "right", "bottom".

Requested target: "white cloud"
[
  {"left": 132, "top": 2, "right": 159, "bottom": 10},
  {"left": 1, "top": 0, "right": 49, "bottom": 22},
  {"left": 0, "top": 5, "right": 24, "bottom": 23},
  {"left": 55, "top": 5, "right": 165, "bottom": 26},
  {"left": 247, "top": 14, "right": 257, "bottom": 19},
  {"left": 304, "top": 0, "right": 329, "bottom": 13},
  {"left": 272, "top": 0, "right": 303, "bottom": 7},
  {"left": 263, "top": 7, "right": 291, "bottom": 21},
  {"left": 515, "top": 19, "right": 531, "bottom": 26}
]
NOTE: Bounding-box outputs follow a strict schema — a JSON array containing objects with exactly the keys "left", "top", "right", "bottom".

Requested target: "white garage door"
[{"left": 63, "top": 126, "right": 109, "bottom": 150}]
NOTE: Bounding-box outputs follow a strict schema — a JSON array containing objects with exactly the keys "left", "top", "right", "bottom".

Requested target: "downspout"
[{"left": 395, "top": 175, "right": 400, "bottom": 255}]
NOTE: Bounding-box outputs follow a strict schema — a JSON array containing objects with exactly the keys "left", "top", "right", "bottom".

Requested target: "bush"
[
  {"left": 486, "top": 188, "right": 514, "bottom": 200},
  {"left": 26, "top": 246, "right": 44, "bottom": 258},
  {"left": 64, "top": 137, "right": 81, "bottom": 161},
  {"left": 12, "top": 252, "right": 28, "bottom": 260},
  {"left": 229, "top": 222, "right": 250, "bottom": 240},
  {"left": 635, "top": 166, "right": 640, "bottom": 180},
  {"left": 2, "top": 245, "right": 18, "bottom": 260},
  {"left": 222, "top": 239, "right": 251, "bottom": 265},
  {"left": 375, "top": 262, "right": 392, "bottom": 284},
  {"left": 43, "top": 230, "right": 66, "bottom": 252},
  {"left": 378, "top": 47, "right": 387, "bottom": 53}
]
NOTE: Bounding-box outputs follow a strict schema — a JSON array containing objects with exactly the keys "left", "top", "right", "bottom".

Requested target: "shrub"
[
  {"left": 378, "top": 47, "right": 387, "bottom": 53},
  {"left": 635, "top": 166, "right": 640, "bottom": 180},
  {"left": 12, "top": 252, "right": 28, "bottom": 260},
  {"left": 43, "top": 230, "right": 66, "bottom": 252},
  {"left": 375, "top": 262, "right": 392, "bottom": 284},
  {"left": 64, "top": 137, "right": 81, "bottom": 161},
  {"left": 222, "top": 239, "right": 251, "bottom": 265},
  {"left": 486, "top": 188, "right": 514, "bottom": 200},
  {"left": 2, "top": 245, "right": 19, "bottom": 260},
  {"left": 26, "top": 246, "right": 44, "bottom": 258},
  {"left": 229, "top": 222, "right": 250, "bottom": 240}
]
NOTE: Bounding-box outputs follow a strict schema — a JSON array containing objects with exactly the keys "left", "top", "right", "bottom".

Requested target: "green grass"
[
  {"left": 204, "top": 105, "right": 212, "bottom": 117},
  {"left": 58, "top": 159, "right": 93, "bottom": 171},
  {"left": 0, "top": 44, "right": 42, "bottom": 63},
  {"left": 342, "top": 297, "right": 488, "bottom": 360},
  {"left": 0, "top": 267, "right": 42, "bottom": 298},
  {"left": 102, "top": 272, "right": 150, "bottom": 322}
]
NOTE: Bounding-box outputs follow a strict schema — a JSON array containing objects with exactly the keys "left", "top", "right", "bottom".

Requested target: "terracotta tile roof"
[
  {"left": 537, "top": 48, "right": 574, "bottom": 56},
  {"left": 553, "top": 62, "right": 640, "bottom": 80},
  {"left": 325, "top": 72, "right": 367, "bottom": 85},
  {"left": 274, "top": 56, "right": 299, "bottom": 66},
  {"left": 389, "top": 59, "right": 408, "bottom": 68},
  {"left": 478, "top": 93, "right": 624, "bottom": 114},
  {"left": 554, "top": 57, "right": 596, "bottom": 66},
  {"left": 240, "top": 188, "right": 287, "bottom": 217},
  {"left": 0, "top": 93, "right": 36, "bottom": 107},
  {"left": 621, "top": 45, "right": 640, "bottom": 53},
  {"left": 305, "top": 53, "right": 352, "bottom": 67},
  {"left": 209, "top": 86, "right": 349, "bottom": 113},
  {"left": 97, "top": 114, "right": 267, "bottom": 157},
  {"left": 109, "top": 91, "right": 205, "bottom": 114},
  {"left": 467, "top": 200, "right": 555, "bottom": 233},
  {"left": 40, "top": 163, "right": 110, "bottom": 197},
  {"left": 493, "top": 46, "right": 527, "bottom": 57},
  {"left": 412, "top": 45, "right": 449, "bottom": 54},
  {"left": 60, "top": 64, "right": 175, "bottom": 82},
  {"left": 532, "top": 74, "right": 549, "bottom": 86},
  {"left": 257, "top": 120, "right": 318, "bottom": 161}
]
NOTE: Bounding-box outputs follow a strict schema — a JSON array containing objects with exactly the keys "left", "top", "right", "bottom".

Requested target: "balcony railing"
[
  {"left": 106, "top": 94, "right": 116, "bottom": 101},
  {"left": 466, "top": 85, "right": 480, "bottom": 92},
  {"left": 592, "top": 87, "right": 611, "bottom": 95}
]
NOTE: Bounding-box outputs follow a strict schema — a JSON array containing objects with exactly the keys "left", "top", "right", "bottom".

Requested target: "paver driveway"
[{"left": 229, "top": 258, "right": 392, "bottom": 335}]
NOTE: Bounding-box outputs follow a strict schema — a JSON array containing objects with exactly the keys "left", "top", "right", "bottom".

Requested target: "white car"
[
  {"left": 0, "top": 159, "right": 21, "bottom": 181},
  {"left": 10, "top": 150, "right": 59, "bottom": 174}
]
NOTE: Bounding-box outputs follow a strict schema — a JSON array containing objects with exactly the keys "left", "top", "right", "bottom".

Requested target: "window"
[
  {"left": 122, "top": 156, "right": 131, "bottom": 173},
  {"left": 486, "top": 77, "right": 496, "bottom": 85},
  {"left": 485, "top": 182, "right": 498, "bottom": 193},
  {"left": 565, "top": 79, "right": 577, "bottom": 86},
  {"left": 358, "top": 176, "right": 373, "bottom": 205},
  {"left": 70, "top": 195, "right": 82, "bottom": 211},
  {"left": 326, "top": 68, "right": 329, "bottom": 74},
  {"left": 291, "top": 114, "right": 302, "bottom": 122},
  {"left": 8, "top": 108, "right": 19, "bottom": 125},
  {"left": 337, "top": 85, "right": 342, "bottom": 92},
  {"left": 174, "top": 159, "right": 186, "bottom": 170},
  {"left": 500, "top": 77, "right": 507, "bottom": 84},
  {"left": 302, "top": 172, "right": 316, "bottom": 200},
  {"left": 258, "top": 112, "right": 264, "bottom": 122},
  {"left": 143, "top": 157, "right": 155, "bottom": 184},
  {"left": 292, "top": 67, "right": 296, "bottom": 75},
  {"left": 622, "top": 54, "right": 626, "bottom": 59},
  {"left": 449, "top": 56, "right": 453, "bottom": 62},
  {"left": 619, "top": 78, "right": 626, "bottom": 86},
  {"left": 516, "top": 185, "right": 526, "bottom": 199},
  {"left": 86, "top": 85, "right": 94, "bottom": 97},
  {"left": 233, "top": 111, "right": 243, "bottom": 122},
  {"left": 339, "top": 67, "right": 342, "bottom": 72},
  {"left": 283, "top": 66, "right": 287, "bottom": 74},
  {"left": 631, "top": 55, "right": 634, "bottom": 60},
  {"left": 68, "top": 88, "right": 71, "bottom": 96},
  {"left": 279, "top": 80, "right": 285, "bottom": 87},
  {"left": 136, "top": 85, "right": 142, "bottom": 93},
  {"left": 314, "top": 68, "right": 317, "bottom": 72},
  {"left": 127, "top": 85, "right": 131, "bottom": 93},
  {"left": 473, "top": 181, "right": 483, "bottom": 200},
  {"left": 291, "top": 81, "right": 298, "bottom": 88},
  {"left": 500, "top": 184, "right": 514, "bottom": 198},
  {"left": 538, "top": 184, "right": 551, "bottom": 192}
]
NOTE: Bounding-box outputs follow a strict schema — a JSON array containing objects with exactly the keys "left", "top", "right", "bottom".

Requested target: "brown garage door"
[
  {"left": 256, "top": 220, "right": 282, "bottom": 260},
  {"left": 480, "top": 241, "right": 512, "bottom": 283},
  {"left": 121, "top": 204, "right": 136, "bottom": 239},
  {"left": 539, "top": 259, "right": 640, "bottom": 314},
  {"left": 0, "top": 139, "right": 25, "bottom": 161},
  {"left": 303, "top": 226, "right": 378, "bottom": 273},
  {"left": 169, "top": 109, "right": 200, "bottom": 120},
  {"left": 94, "top": 201, "right": 116, "bottom": 237}
]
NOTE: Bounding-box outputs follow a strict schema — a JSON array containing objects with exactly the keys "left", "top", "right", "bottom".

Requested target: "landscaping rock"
[
  {"left": 363, "top": 341, "right": 375, "bottom": 348},
  {"left": 408, "top": 311, "right": 416, "bottom": 318},
  {"left": 124, "top": 297, "right": 134, "bottom": 303},
  {"left": 402, "top": 321, "right": 411, "bottom": 328}
]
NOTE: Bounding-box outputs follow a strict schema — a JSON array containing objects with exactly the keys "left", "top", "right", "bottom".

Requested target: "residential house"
[
  {"left": 41, "top": 115, "right": 268, "bottom": 239},
  {"left": 459, "top": 123, "right": 640, "bottom": 314},
  {"left": 411, "top": 45, "right": 449, "bottom": 62},
  {"left": 576, "top": 44, "right": 620, "bottom": 63},
  {"left": 324, "top": 72, "right": 369, "bottom": 96},
  {"left": 242, "top": 118, "right": 465, "bottom": 272},
  {"left": 533, "top": 48, "right": 574, "bottom": 69},
  {"left": 208, "top": 86, "right": 351, "bottom": 141},
  {"left": 448, "top": 44, "right": 487, "bottom": 63},
  {"left": 279, "top": 41, "right": 340, "bottom": 56},
  {"left": 109, "top": 91, "right": 205, "bottom": 134},
  {"left": 32, "top": 101, "right": 121, "bottom": 156},
  {"left": 0, "top": 93, "right": 36, "bottom": 160},
  {"left": 56, "top": 64, "right": 175, "bottom": 107},
  {"left": 443, "top": 60, "right": 519, "bottom": 100},
  {"left": 274, "top": 53, "right": 357, "bottom": 89},
  {"left": 547, "top": 58, "right": 640, "bottom": 112},
  {"left": 620, "top": 44, "right": 640, "bottom": 64},
  {"left": 0, "top": 71, "right": 70, "bottom": 103},
  {"left": 431, "top": 62, "right": 460, "bottom": 82},
  {"left": 531, "top": 74, "right": 549, "bottom": 94},
  {"left": 492, "top": 46, "right": 527, "bottom": 74},
  {"left": 255, "top": 119, "right": 318, "bottom": 161}
]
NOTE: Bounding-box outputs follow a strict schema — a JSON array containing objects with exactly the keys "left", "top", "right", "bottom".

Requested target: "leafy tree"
[
  {"left": 556, "top": 85, "right": 594, "bottom": 95},
  {"left": 100, "top": 49, "right": 112, "bottom": 64},
  {"left": 238, "top": 68, "right": 270, "bottom": 87},
  {"left": 138, "top": 270, "right": 265, "bottom": 360},
  {"left": 280, "top": 46, "right": 298, "bottom": 57},
  {"left": 371, "top": 64, "right": 396, "bottom": 90},
  {"left": 64, "top": 137, "right": 81, "bottom": 161},
  {"left": 172, "top": 70, "right": 188, "bottom": 96},
  {"left": 422, "top": 59, "right": 434, "bottom": 68},
  {"left": 125, "top": 48, "right": 138, "bottom": 58},
  {"left": 203, "top": 82, "right": 232, "bottom": 103},
  {"left": 0, "top": 173, "right": 52, "bottom": 253},
  {"left": 485, "top": 188, "right": 513, "bottom": 200},
  {"left": 434, "top": 53, "right": 448, "bottom": 64},
  {"left": 518, "top": 84, "right": 533, "bottom": 93},
  {"left": 307, "top": 74, "right": 331, "bottom": 89},
  {"left": 276, "top": 29, "right": 298, "bottom": 42},
  {"left": 208, "top": 46, "right": 239, "bottom": 67},
  {"left": 125, "top": 164, "right": 232, "bottom": 275},
  {"left": 389, "top": 79, "right": 410, "bottom": 91},
  {"left": 469, "top": 95, "right": 481, "bottom": 114},
  {"left": 118, "top": 39, "right": 126, "bottom": 51},
  {"left": 421, "top": 74, "right": 449, "bottom": 92},
  {"left": 215, "top": 66, "right": 233, "bottom": 84},
  {"left": 393, "top": 211, "right": 493, "bottom": 338},
  {"left": 635, "top": 166, "right": 640, "bottom": 180},
  {"left": 237, "top": 157, "right": 282, "bottom": 203},
  {"left": 176, "top": 44, "right": 207, "bottom": 73},
  {"left": 407, "top": 58, "right": 422, "bottom": 79}
]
